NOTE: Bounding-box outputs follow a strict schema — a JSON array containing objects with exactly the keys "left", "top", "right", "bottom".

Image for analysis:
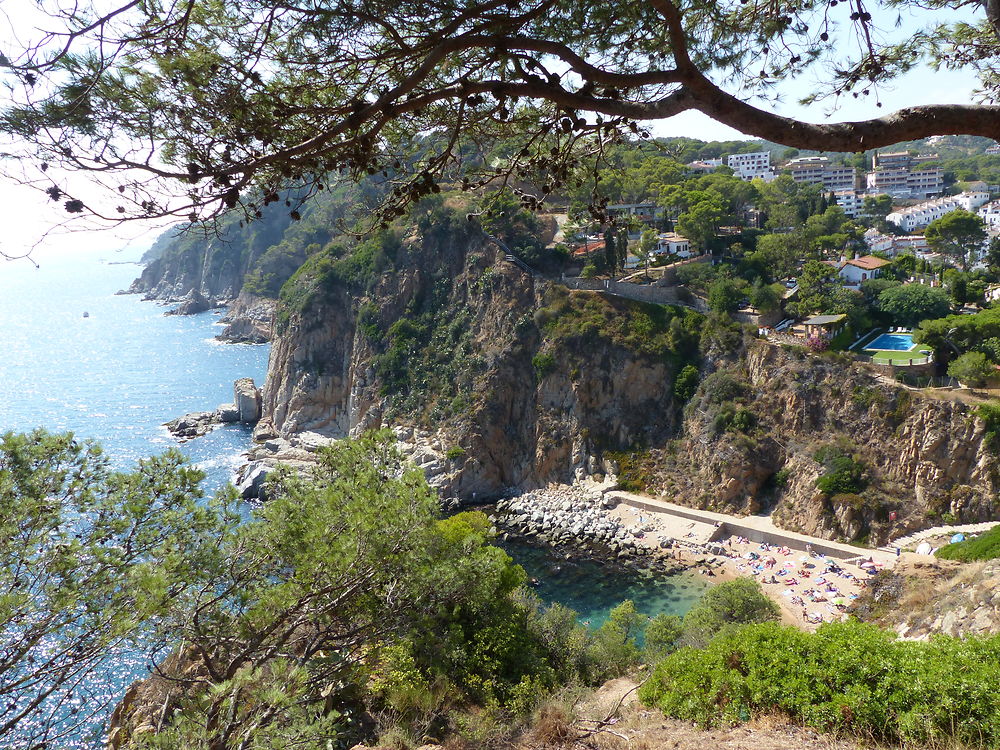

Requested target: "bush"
[
  {"left": 814, "top": 446, "right": 866, "bottom": 496},
  {"left": 640, "top": 620, "right": 1000, "bottom": 747},
  {"left": 699, "top": 370, "right": 747, "bottom": 405},
  {"left": 679, "top": 579, "right": 779, "bottom": 649},
  {"left": 445, "top": 446, "right": 466, "bottom": 461},
  {"left": 644, "top": 614, "right": 683, "bottom": 664},
  {"left": 532, "top": 352, "right": 556, "bottom": 379},
  {"left": 586, "top": 601, "right": 646, "bottom": 682},
  {"left": 948, "top": 351, "right": 996, "bottom": 387},
  {"left": 672, "top": 364, "right": 700, "bottom": 402},
  {"left": 580, "top": 263, "right": 598, "bottom": 279}
]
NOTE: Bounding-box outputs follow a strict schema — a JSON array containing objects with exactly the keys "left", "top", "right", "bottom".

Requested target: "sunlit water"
[
  {"left": 0, "top": 248, "right": 270, "bottom": 747},
  {"left": 0, "top": 248, "right": 712, "bottom": 747}
]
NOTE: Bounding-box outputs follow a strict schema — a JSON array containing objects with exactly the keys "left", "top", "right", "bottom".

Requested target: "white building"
[
  {"left": 833, "top": 190, "right": 862, "bottom": 217},
  {"left": 785, "top": 156, "right": 860, "bottom": 193},
  {"left": 835, "top": 255, "right": 891, "bottom": 286},
  {"left": 866, "top": 150, "right": 944, "bottom": 198},
  {"left": 987, "top": 145, "right": 1000, "bottom": 156},
  {"left": 979, "top": 199, "right": 1000, "bottom": 230},
  {"left": 863, "top": 228, "right": 930, "bottom": 257},
  {"left": 687, "top": 158, "right": 723, "bottom": 173},
  {"left": 727, "top": 152, "right": 776, "bottom": 182},
  {"left": 886, "top": 191, "right": 991, "bottom": 231},
  {"left": 656, "top": 232, "right": 693, "bottom": 258}
]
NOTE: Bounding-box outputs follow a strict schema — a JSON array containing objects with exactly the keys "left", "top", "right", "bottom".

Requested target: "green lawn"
[{"left": 869, "top": 348, "right": 932, "bottom": 365}]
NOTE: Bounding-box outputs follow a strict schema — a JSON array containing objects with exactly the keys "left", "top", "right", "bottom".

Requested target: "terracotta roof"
[{"left": 845, "top": 255, "right": 890, "bottom": 270}]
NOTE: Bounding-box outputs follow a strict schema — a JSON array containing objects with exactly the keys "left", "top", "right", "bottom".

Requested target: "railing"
[{"left": 482, "top": 232, "right": 536, "bottom": 276}]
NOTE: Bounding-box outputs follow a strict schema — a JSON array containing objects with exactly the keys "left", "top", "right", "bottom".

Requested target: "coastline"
[{"left": 493, "top": 482, "right": 889, "bottom": 632}]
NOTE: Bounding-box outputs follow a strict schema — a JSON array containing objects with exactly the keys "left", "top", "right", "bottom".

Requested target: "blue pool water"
[{"left": 866, "top": 333, "right": 915, "bottom": 351}]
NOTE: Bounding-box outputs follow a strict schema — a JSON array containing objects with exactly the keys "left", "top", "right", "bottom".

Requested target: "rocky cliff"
[
  {"left": 253, "top": 202, "right": 690, "bottom": 499},
  {"left": 648, "top": 344, "right": 999, "bottom": 545},
  {"left": 253, "top": 206, "right": 1000, "bottom": 545}
]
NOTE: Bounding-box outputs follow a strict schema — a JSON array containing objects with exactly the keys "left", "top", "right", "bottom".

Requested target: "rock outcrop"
[
  {"left": 165, "top": 289, "right": 218, "bottom": 316},
  {"left": 217, "top": 293, "right": 276, "bottom": 343},
  {"left": 234, "top": 378, "right": 262, "bottom": 422},
  {"left": 852, "top": 557, "right": 1000, "bottom": 639},
  {"left": 164, "top": 411, "right": 219, "bottom": 441},
  {"left": 254, "top": 212, "right": 1000, "bottom": 545}
]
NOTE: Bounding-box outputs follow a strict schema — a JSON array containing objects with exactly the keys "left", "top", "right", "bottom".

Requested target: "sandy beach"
[{"left": 606, "top": 500, "right": 887, "bottom": 631}]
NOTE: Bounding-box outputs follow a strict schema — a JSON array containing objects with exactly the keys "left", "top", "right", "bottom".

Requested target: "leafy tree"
[
  {"left": 916, "top": 307, "right": 1000, "bottom": 356},
  {"left": 986, "top": 236, "right": 1000, "bottom": 277},
  {"left": 747, "top": 279, "right": 785, "bottom": 314},
  {"left": 644, "top": 614, "right": 683, "bottom": 664},
  {"left": 948, "top": 351, "right": 996, "bottom": 387},
  {"left": 676, "top": 196, "right": 724, "bottom": 251},
  {"left": 672, "top": 364, "right": 700, "bottom": 402},
  {"left": 924, "top": 210, "right": 987, "bottom": 271},
  {"left": 604, "top": 228, "right": 616, "bottom": 273},
  {"left": 786, "top": 260, "right": 840, "bottom": 318},
  {"left": 861, "top": 194, "right": 894, "bottom": 226},
  {"left": 0, "top": 430, "right": 231, "bottom": 748},
  {"left": 680, "top": 579, "right": 779, "bottom": 649},
  {"left": 707, "top": 277, "right": 749, "bottom": 314},
  {"left": 586, "top": 601, "right": 646, "bottom": 681},
  {"left": 5, "top": 2, "right": 1000, "bottom": 228},
  {"left": 877, "top": 284, "right": 952, "bottom": 327},
  {"left": 746, "top": 232, "right": 802, "bottom": 281}
]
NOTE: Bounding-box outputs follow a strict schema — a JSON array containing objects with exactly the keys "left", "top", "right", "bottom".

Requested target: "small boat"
[{"left": 82, "top": 311, "right": 90, "bottom": 318}]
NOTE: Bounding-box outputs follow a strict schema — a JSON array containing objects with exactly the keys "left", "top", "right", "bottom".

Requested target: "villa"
[{"left": 836, "top": 255, "right": 891, "bottom": 286}]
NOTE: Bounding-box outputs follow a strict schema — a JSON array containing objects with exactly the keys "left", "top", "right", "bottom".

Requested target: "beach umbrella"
[
  {"left": 951, "top": 533, "right": 966, "bottom": 544},
  {"left": 832, "top": 597, "right": 848, "bottom": 606}
]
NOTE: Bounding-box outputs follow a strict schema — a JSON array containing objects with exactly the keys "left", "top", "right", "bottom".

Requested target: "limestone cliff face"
[
  {"left": 257, "top": 223, "right": 999, "bottom": 542},
  {"left": 652, "top": 342, "right": 998, "bottom": 545},
  {"left": 257, "top": 223, "right": 681, "bottom": 498}
]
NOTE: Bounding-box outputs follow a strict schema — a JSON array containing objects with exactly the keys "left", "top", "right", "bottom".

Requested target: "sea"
[{"left": 0, "top": 247, "right": 710, "bottom": 746}]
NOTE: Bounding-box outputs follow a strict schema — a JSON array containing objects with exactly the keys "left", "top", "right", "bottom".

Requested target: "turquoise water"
[
  {"left": 866, "top": 333, "right": 915, "bottom": 351},
  {"left": 501, "top": 540, "right": 712, "bottom": 628}
]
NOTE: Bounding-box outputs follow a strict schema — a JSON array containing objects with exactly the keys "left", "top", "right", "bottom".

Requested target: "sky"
[{"left": 0, "top": 1, "right": 989, "bottom": 259}]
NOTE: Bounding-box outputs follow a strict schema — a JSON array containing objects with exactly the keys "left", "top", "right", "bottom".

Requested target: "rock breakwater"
[{"left": 495, "top": 485, "right": 659, "bottom": 561}]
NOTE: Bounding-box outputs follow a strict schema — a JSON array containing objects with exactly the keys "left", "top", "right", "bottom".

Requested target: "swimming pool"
[{"left": 866, "top": 333, "right": 915, "bottom": 351}]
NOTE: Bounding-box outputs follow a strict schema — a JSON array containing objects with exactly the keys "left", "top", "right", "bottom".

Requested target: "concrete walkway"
[{"left": 606, "top": 491, "right": 896, "bottom": 565}]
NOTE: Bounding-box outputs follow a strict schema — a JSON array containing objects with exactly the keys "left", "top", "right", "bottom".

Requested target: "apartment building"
[
  {"left": 863, "top": 228, "right": 930, "bottom": 256},
  {"left": 868, "top": 150, "right": 944, "bottom": 198},
  {"left": 886, "top": 191, "right": 990, "bottom": 231},
  {"left": 978, "top": 199, "right": 1000, "bottom": 229},
  {"left": 726, "top": 151, "right": 776, "bottom": 182},
  {"left": 833, "top": 190, "right": 862, "bottom": 217},
  {"left": 785, "top": 156, "right": 860, "bottom": 192}
]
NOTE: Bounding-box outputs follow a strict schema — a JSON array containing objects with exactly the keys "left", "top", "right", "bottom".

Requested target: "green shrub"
[
  {"left": 532, "top": 352, "right": 556, "bottom": 379},
  {"left": 680, "top": 579, "right": 779, "bottom": 649},
  {"left": 936, "top": 524, "right": 1000, "bottom": 561},
  {"left": 605, "top": 450, "right": 656, "bottom": 493},
  {"left": 644, "top": 614, "right": 683, "bottom": 664},
  {"left": 640, "top": 620, "right": 1000, "bottom": 747},
  {"left": 580, "top": 263, "right": 598, "bottom": 279},
  {"left": 445, "top": 446, "right": 466, "bottom": 461},
  {"left": 813, "top": 446, "right": 866, "bottom": 496},
  {"left": 673, "top": 364, "right": 700, "bottom": 402},
  {"left": 586, "top": 601, "right": 646, "bottom": 682},
  {"left": 948, "top": 351, "right": 996, "bottom": 387},
  {"left": 979, "top": 401, "right": 1000, "bottom": 450},
  {"left": 699, "top": 370, "right": 747, "bottom": 405}
]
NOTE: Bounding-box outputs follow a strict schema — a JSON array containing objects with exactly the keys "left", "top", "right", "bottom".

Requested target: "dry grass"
[
  {"left": 533, "top": 705, "right": 576, "bottom": 745},
  {"left": 945, "top": 561, "right": 987, "bottom": 589}
]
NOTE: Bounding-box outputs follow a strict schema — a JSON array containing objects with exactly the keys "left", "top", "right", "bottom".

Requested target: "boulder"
[
  {"left": 165, "top": 289, "right": 214, "bottom": 316},
  {"left": 234, "top": 377, "right": 262, "bottom": 423},
  {"left": 164, "top": 411, "right": 218, "bottom": 441},
  {"left": 237, "top": 463, "right": 271, "bottom": 501},
  {"left": 217, "top": 403, "right": 240, "bottom": 423}
]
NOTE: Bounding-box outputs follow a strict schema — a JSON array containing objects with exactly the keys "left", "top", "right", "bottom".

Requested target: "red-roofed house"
[{"left": 837, "top": 255, "right": 891, "bottom": 286}]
